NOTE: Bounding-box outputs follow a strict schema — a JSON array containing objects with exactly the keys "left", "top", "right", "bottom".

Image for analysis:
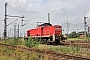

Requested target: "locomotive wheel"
[
  {"left": 41, "top": 39, "right": 47, "bottom": 44},
  {"left": 55, "top": 40, "right": 60, "bottom": 45},
  {"left": 52, "top": 42, "right": 57, "bottom": 45}
]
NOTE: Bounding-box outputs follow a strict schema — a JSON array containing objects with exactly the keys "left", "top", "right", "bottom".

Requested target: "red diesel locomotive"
[{"left": 25, "top": 23, "right": 65, "bottom": 44}]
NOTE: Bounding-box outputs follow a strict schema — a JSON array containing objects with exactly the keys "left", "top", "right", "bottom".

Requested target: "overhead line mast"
[{"left": 4, "top": 2, "right": 7, "bottom": 39}]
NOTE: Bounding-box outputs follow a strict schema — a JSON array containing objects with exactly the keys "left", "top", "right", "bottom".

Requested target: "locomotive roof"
[{"left": 39, "top": 23, "right": 52, "bottom": 26}]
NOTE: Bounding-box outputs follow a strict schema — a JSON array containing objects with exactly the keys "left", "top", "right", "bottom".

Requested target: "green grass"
[
  {"left": 0, "top": 46, "right": 49, "bottom": 60},
  {"left": 0, "top": 38, "right": 26, "bottom": 46},
  {"left": 38, "top": 44, "right": 90, "bottom": 57},
  {"left": 25, "top": 38, "right": 40, "bottom": 48},
  {"left": 67, "top": 37, "right": 90, "bottom": 40},
  {"left": 67, "top": 37, "right": 84, "bottom": 40},
  {"left": 0, "top": 38, "right": 40, "bottom": 48},
  {"left": 0, "top": 38, "right": 90, "bottom": 58},
  {"left": 49, "top": 46, "right": 89, "bottom": 57}
]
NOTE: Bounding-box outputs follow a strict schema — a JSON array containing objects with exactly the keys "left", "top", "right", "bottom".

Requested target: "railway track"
[
  {"left": 0, "top": 43, "right": 90, "bottom": 60},
  {"left": 60, "top": 40, "right": 90, "bottom": 48}
]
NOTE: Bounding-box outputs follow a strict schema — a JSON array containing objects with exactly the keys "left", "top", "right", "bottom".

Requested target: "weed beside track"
[{"left": 0, "top": 43, "right": 90, "bottom": 60}]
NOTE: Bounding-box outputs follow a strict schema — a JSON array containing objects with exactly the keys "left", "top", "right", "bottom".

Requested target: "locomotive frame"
[{"left": 25, "top": 23, "right": 65, "bottom": 44}]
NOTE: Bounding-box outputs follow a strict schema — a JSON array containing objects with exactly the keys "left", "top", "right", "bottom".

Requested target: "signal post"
[{"left": 88, "top": 26, "right": 90, "bottom": 41}]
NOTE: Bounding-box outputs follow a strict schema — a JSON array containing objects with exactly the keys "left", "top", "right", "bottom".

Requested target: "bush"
[{"left": 25, "top": 38, "right": 40, "bottom": 48}]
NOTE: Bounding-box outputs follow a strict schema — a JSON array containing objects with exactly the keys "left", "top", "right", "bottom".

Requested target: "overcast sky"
[{"left": 0, "top": 0, "right": 90, "bottom": 37}]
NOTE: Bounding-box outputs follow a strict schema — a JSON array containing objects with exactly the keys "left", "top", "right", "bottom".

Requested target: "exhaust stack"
[{"left": 48, "top": 13, "right": 50, "bottom": 23}]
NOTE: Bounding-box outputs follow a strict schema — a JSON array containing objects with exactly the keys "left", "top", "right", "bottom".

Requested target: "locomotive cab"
[{"left": 52, "top": 25, "right": 62, "bottom": 44}]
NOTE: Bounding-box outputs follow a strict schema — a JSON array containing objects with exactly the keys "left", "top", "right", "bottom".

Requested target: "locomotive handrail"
[{"left": 27, "top": 35, "right": 51, "bottom": 38}]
